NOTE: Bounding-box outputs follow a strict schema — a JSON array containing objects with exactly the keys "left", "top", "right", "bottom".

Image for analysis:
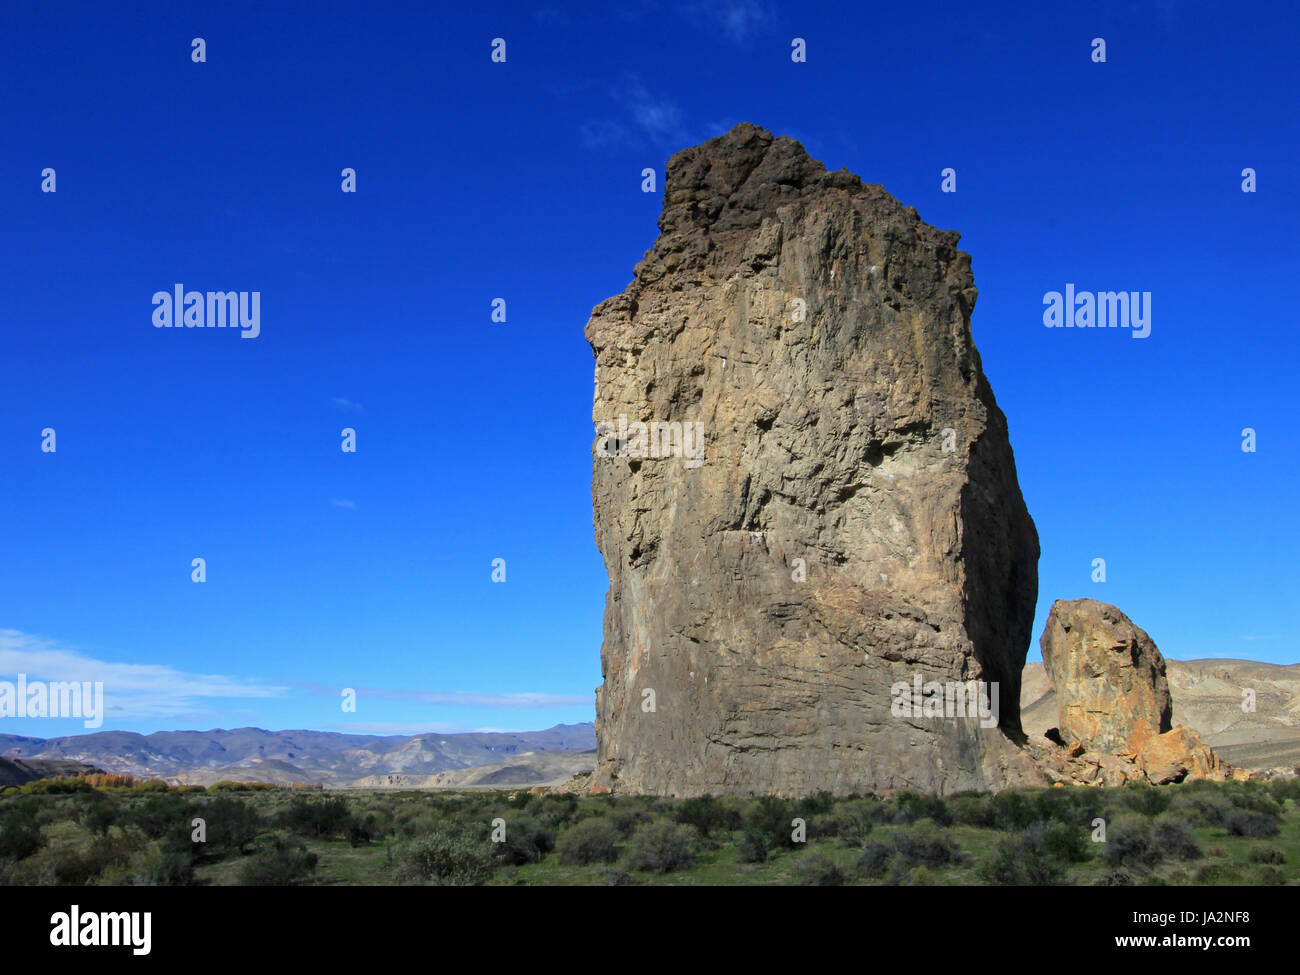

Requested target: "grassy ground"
[{"left": 2, "top": 779, "right": 1297, "bottom": 885}]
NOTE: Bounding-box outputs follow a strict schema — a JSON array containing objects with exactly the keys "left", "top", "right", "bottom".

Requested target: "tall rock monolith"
[{"left": 585, "top": 123, "right": 1041, "bottom": 796}]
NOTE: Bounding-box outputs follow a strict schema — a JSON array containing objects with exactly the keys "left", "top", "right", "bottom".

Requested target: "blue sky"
[{"left": 1, "top": 0, "right": 1296, "bottom": 738}]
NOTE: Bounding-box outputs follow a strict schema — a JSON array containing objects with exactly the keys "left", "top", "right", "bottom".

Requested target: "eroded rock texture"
[
  {"left": 585, "top": 123, "right": 1041, "bottom": 796},
  {"left": 1039, "top": 598, "right": 1173, "bottom": 754},
  {"left": 1037, "top": 598, "right": 1232, "bottom": 785}
]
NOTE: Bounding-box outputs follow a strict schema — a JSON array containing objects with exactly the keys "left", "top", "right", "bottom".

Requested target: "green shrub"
[
  {"left": 1267, "top": 778, "right": 1300, "bottom": 804},
  {"left": 134, "top": 846, "right": 195, "bottom": 886},
  {"left": 610, "top": 806, "right": 652, "bottom": 838},
  {"left": 890, "top": 819, "right": 967, "bottom": 869},
  {"left": 857, "top": 820, "right": 966, "bottom": 880},
  {"left": 1225, "top": 786, "right": 1284, "bottom": 818},
  {"left": 795, "top": 792, "right": 837, "bottom": 817},
  {"left": 674, "top": 796, "right": 726, "bottom": 837},
  {"left": 737, "top": 827, "right": 768, "bottom": 864},
  {"left": 794, "top": 849, "right": 848, "bottom": 886},
  {"left": 347, "top": 818, "right": 373, "bottom": 848},
  {"left": 494, "top": 814, "right": 553, "bottom": 865},
  {"left": 980, "top": 819, "right": 1093, "bottom": 884},
  {"left": 882, "top": 851, "right": 923, "bottom": 886},
  {"left": 1104, "top": 817, "right": 1161, "bottom": 869},
  {"left": 948, "top": 793, "right": 994, "bottom": 828},
  {"left": 989, "top": 790, "right": 1039, "bottom": 831},
  {"left": 394, "top": 829, "right": 496, "bottom": 886},
  {"left": 1031, "top": 819, "right": 1093, "bottom": 864},
  {"left": 208, "top": 781, "right": 276, "bottom": 792},
  {"left": 623, "top": 820, "right": 697, "bottom": 873},
  {"left": 1195, "top": 862, "right": 1244, "bottom": 884},
  {"left": 45, "top": 832, "right": 143, "bottom": 885},
  {"left": 555, "top": 816, "right": 621, "bottom": 865},
  {"left": 978, "top": 832, "right": 1067, "bottom": 885},
  {"left": 200, "top": 797, "right": 261, "bottom": 854},
  {"left": 1248, "top": 846, "right": 1285, "bottom": 864},
  {"left": 84, "top": 804, "right": 119, "bottom": 837},
  {"left": 279, "top": 796, "right": 355, "bottom": 838},
  {"left": 805, "top": 812, "right": 841, "bottom": 840},
  {"left": 1152, "top": 813, "right": 1202, "bottom": 861},
  {"left": 1168, "top": 792, "right": 1233, "bottom": 828},
  {"left": 1226, "top": 810, "right": 1280, "bottom": 838},
  {"left": 743, "top": 796, "right": 798, "bottom": 849},
  {"left": 130, "top": 794, "right": 192, "bottom": 839},
  {"left": 893, "top": 792, "right": 952, "bottom": 827},
  {"left": 238, "top": 836, "right": 319, "bottom": 886},
  {"left": 1032, "top": 788, "right": 1105, "bottom": 827},
  {"left": 828, "top": 800, "right": 876, "bottom": 845},
  {"left": 1119, "top": 784, "right": 1171, "bottom": 817},
  {"left": 525, "top": 794, "right": 579, "bottom": 829},
  {"left": 0, "top": 806, "right": 46, "bottom": 861},
  {"left": 856, "top": 841, "right": 893, "bottom": 879},
  {"left": 1255, "top": 865, "right": 1286, "bottom": 886},
  {"left": 18, "top": 777, "right": 93, "bottom": 795}
]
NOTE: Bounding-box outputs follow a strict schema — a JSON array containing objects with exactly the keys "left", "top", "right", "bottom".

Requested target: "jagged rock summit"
[{"left": 585, "top": 123, "right": 1042, "bottom": 796}]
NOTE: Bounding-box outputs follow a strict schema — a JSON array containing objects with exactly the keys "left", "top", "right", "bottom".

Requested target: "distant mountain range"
[
  {"left": 0, "top": 723, "right": 596, "bottom": 788},
  {"left": 1022, "top": 658, "right": 1300, "bottom": 773}
]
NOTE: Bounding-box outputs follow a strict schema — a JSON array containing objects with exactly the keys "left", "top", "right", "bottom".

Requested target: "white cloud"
[
  {"left": 331, "top": 397, "right": 363, "bottom": 411},
  {"left": 331, "top": 498, "right": 357, "bottom": 509},
  {"left": 580, "top": 76, "right": 688, "bottom": 151},
  {"left": 619, "top": 79, "right": 686, "bottom": 142},
  {"left": 679, "top": 0, "right": 775, "bottom": 44},
  {"left": 325, "top": 721, "right": 524, "bottom": 735},
  {"left": 0, "top": 629, "right": 286, "bottom": 720},
  {"left": 347, "top": 686, "right": 590, "bottom": 709}
]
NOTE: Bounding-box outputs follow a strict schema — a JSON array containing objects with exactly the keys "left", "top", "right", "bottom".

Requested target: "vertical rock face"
[
  {"left": 1039, "top": 598, "right": 1173, "bottom": 753},
  {"left": 585, "top": 124, "right": 1041, "bottom": 796}
]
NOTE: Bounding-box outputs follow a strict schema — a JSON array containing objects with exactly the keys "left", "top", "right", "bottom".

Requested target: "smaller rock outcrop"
[
  {"left": 1033, "top": 599, "right": 1238, "bottom": 785},
  {"left": 1039, "top": 598, "right": 1171, "bottom": 754},
  {"left": 1135, "top": 726, "right": 1225, "bottom": 785}
]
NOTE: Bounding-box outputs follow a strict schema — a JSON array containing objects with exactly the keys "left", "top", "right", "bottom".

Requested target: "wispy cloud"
[
  {"left": 331, "top": 397, "right": 363, "bottom": 412},
  {"left": 0, "top": 630, "right": 286, "bottom": 720},
  {"left": 325, "top": 720, "right": 525, "bottom": 735},
  {"left": 620, "top": 79, "right": 687, "bottom": 142},
  {"left": 331, "top": 498, "right": 357, "bottom": 510},
  {"left": 580, "top": 75, "right": 689, "bottom": 152},
  {"left": 291, "top": 680, "right": 588, "bottom": 710},
  {"left": 678, "top": 0, "right": 775, "bottom": 44}
]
